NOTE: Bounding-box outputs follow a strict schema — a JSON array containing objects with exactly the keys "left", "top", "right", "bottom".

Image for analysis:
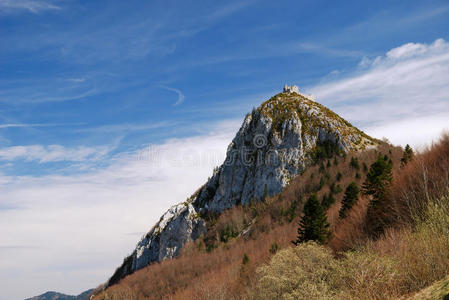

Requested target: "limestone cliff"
[{"left": 107, "top": 91, "right": 377, "bottom": 286}]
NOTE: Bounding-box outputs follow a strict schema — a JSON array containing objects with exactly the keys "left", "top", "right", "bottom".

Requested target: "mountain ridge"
[
  {"left": 106, "top": 89, "right": 378, "bottom": 286},
  {"left": 25, "top": 289, "right": 93, "bottom": 300}
]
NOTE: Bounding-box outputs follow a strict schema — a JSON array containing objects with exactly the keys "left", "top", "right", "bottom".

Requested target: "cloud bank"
[
  {"left": 0, "top": 120, "right": 239, "bottom": 299},
  {"left": 314, "top": 38, "right": 449, "bottom": 147}
]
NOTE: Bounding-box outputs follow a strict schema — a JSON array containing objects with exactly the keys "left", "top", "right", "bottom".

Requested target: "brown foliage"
[
  {"left": 330, "top": 134, "right": 449, "bottom": 250},
  {"left": 93, "top": 141, "right": 408, "bottom": 299},
  {"left": 94, "top": 222, "right": 296, "bottom": 300},
  {"left": 371, "top": 132, "right": 449, "bottom": 232}
]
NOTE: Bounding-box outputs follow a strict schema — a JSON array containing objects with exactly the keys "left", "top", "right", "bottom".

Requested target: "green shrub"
[
  {"left": 269, "top": 242, "right": 279, "bottom": 254},
  {"left": 312, "top": 139, "right": 340, "bottom": 164}
]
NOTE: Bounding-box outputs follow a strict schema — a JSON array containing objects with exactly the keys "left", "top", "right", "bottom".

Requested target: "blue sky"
[{"left": 1, "top": 0, "right": 449, "bottom": 299}]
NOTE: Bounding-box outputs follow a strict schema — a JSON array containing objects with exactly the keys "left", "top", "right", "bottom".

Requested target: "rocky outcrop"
[
  {"left": 107, "top": 203, "right": 206, "bottom": 286},
  {"left": 107, "top": 91, "right": 377, "bottom": 286}
]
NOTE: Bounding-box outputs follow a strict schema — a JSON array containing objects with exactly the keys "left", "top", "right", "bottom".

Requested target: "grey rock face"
[
  {"left": 108, "top": 203, "right": 206, "bottom": 286},
  {"left": 194, "top": 109, "right": 304, "bottom": 212},
  {"left": 107, "top": 92, "right": 376, "bottom": 286},
  {"left": 132, "top": 203, "right": 206, "bottom": 270}
]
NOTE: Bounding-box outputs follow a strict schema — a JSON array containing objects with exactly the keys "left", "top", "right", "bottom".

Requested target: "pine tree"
[
  {"left": 350, "top": 157, "right": 360, "bottom": 170},
  {"left": 322, "top": 192, "right": 335, "bottom": 209},
  {"left": 362, "top": 154, "right": 393, "bottom": 208},
  {"left": 292, "top": 194, "right": 330, "bottom": 245},
  {"left": 363, "top": 155, "right": 394, "bottom": 236},
  {"left": 400, "top": 144, "right": 414, "bottom": 166},
  {"left": 336, "top": 172, "right": 342, "bottom": 181},
  {"left": 339, "top": 182, "right": 360, "bottom": 218},
  {"left": 363, "top": 162, "right": 368, "bottom": 173}
]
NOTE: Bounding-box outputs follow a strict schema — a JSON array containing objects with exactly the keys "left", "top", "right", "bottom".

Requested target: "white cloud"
[
  {"left": 0, "top": 88, "right": 97, "bottom": 104},
  {"left": 0, "top": 120, "right": 238, "bottom": 300},
  {"left": 65, "top": 78, "right": 86, "bottom": 83},
  {"left": 385, "top": 42, "right": 427, "bottom": 60},
  {"left": 0, "top": 0, "right": 60, "bottom": 14},
  {"left": 364, "top": 113, "right": 449, "bottom": 151},
  {"left": 76, "top": 121, "right": 175, "bottom": 134},
  {"left": 312, "top": 38, "right": 449, "bottom": 148},
  {"left": 0, "top": 145, "right": 112, "bottom": 163},
  {"left": 161, "top": 86, "right": 185, "bottom": 106},
  {"left": 0, "top": 123, "right": 84, "bottom": 129}
]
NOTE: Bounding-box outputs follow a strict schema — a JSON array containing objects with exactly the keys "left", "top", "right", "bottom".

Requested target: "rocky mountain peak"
[{"left": 106, "top": 91, "right": 377, "bottom": 286}]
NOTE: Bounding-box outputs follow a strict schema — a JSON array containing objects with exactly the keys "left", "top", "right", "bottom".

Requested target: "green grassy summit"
[{"left": 258, "top": 92, "right": 377, "bottom": 151}]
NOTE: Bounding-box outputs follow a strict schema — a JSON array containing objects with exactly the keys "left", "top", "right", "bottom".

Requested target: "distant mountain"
[
  {"left": 106, "top": 86, "right": 378, "bottom": 287},
  {"left": 25, "top": 289, "right": 93, "bottom": 300}
]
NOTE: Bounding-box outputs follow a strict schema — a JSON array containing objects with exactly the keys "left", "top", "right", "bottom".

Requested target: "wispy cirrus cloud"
[
  {"left": 0, "top": 123, "right": 84, "bottom": 129},
  {"left": 204, "top": 0, "right": 255, "bottom": 23},
  {"left": 0, "top": 144, "right": 113, "bottom": 163},
  {"left": 25, "top": 88, "right": 97, "bottom": 103},
  {"left": 65, "top": 78, "right": 86, "bottom": 83},
  {"left": 0, "top": 88, "right": 97, "bottom": 104},
  {"left": 0, "top": 0, "right": 60, "bottom": 14},
  {"left": 76, "top": 121, "right": 176, "bottom": 134},
  {"left": 161, "top": 86, "right": 185, "bottom": 106}
]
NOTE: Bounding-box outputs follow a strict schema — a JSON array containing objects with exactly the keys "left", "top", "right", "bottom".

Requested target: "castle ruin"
[{"left": 283, "top": 84, "right": 315, "bottom": 101}]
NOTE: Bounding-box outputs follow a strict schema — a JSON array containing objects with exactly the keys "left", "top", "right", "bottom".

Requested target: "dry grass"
[
  {"left": 253, "top": 190, "right": 449, "bottom": 300},
  {"left": 92, "top": 135, "right": 449, "bottom": 300},
  {"left": 94, "top": 221, "right": 296, "bottom": 300},
  {"left": 253, "top": 242, "right": 337, "bottom": 300}
]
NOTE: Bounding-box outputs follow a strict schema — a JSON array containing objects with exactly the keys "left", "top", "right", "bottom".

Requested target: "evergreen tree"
[
  {"left": 363, "top": 155, "right": 394, "bottom": 236},
  {"left": 350, "top": 157, "right": 360, "bottom": 170},
  {"left": 336, "top": 172, "right": 342, "bottom": 181},
  {"left": 400, "top": 144, "right": 414, "bottom": 166},
  {"left": 330, "top": 182, "right": 337, "bottom": 194},
  {"left": 363, "top": 162, "right": 368, "bottom": 173},
  {"left": 318, "top": 177, "right": 325, "bottom": 190},
  {"left": 362, "top": 154, "right": 393, "bottom": 208},
  {"left": 287, "top": 197, "right": 299, "bottom": 222},
  {"left": 292, "top": 194, "right": 330, "bottom": 245},
  {"left": 322, "top": 192, "right": 336, "bottom": 209},
  {"left": 339, "top": 182, "right": 360, "bottom": 218}
]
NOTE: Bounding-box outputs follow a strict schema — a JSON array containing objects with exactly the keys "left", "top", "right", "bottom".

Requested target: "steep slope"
[{"left": 107, "top": 89, "right": 377, "bottom": 286}]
